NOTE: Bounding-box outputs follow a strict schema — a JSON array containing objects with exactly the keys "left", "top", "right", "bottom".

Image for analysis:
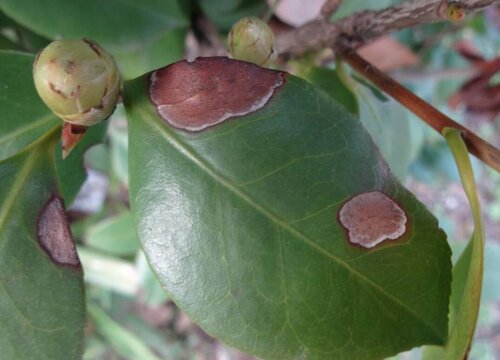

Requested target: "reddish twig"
[{"left": 338, "top": 46, "right": 500, "bottom": 172}]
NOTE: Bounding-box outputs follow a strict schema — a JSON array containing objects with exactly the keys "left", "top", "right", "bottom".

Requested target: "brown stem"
[{"left": 339, "top": 46, "right": 500, "bottom": 173}]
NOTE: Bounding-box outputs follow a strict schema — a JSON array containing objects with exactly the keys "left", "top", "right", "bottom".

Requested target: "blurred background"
[{"left": 2, "top": 0, "right": 499, "bottom": 359}]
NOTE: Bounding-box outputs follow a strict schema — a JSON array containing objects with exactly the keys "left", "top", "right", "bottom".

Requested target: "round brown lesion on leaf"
[
  {"left": 338, "top": 191, "right": 408, "bottom": 249},
  {"left": 149, "top": 57, "right": 284, "bottom": 132},
  {"left": 37, "top": 196, "right": 81, "bottom": 268}
]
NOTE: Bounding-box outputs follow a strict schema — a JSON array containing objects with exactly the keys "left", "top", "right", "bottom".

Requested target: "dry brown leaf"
[{"left": 358, "top": 36, "right": 419, "bottom": 71}]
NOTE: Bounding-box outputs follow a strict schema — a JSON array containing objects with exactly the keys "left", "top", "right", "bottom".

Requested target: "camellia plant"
[{"left": 0, "top": 0, "right": 499, "bottom": 359}]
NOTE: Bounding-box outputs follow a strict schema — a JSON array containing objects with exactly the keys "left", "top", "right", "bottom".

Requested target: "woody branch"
[{"left": 276, "top": 0, "right": 500, "bottom": 55}]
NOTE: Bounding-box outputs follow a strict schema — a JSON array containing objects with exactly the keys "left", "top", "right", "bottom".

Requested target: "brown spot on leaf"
[
  {"left": 149, "top": 57, "right": 284, "bottom": 131},
  {"left": 37, "top": 196, "right": 81, "bottom": 267},
  {"left": 338, "top": 191, "right": 408, "bottom": 249}
]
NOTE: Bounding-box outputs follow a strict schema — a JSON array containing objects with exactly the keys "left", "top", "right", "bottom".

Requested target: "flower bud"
[
  {"left": 228, "top": 17, "right": 276, "bottom": 67},
  {"left": 33, "top": 38, "right": 120, "bottom": 126}
]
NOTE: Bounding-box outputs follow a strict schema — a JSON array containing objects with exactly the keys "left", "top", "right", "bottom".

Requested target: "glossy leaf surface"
[{"left": 124, "top": 57, "right": 451, "bottom": 360}]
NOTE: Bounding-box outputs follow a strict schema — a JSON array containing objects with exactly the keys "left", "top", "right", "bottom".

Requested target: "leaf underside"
[{"left": 124, "top": 58, "right": 452, "bottom": 360}]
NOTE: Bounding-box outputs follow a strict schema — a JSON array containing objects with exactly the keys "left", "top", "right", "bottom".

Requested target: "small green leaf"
[
  {"left": 84, "top": 211, "right": 140, "bottom": 257},
  {"left": 124, "top": 57, "right": 451, "bottom": 360},
  {"left": 423, "top": 127, "right": 484, "bottom": 360},
  {"left": 109, "top": 108, "right": 130, "bottom": 186},
  {"left": 353, "top": 76, "right": 415, "bottom": 180},
  {"left": 78, "top": 247, "right": 138, "bottom": 296},
  {"left": 88, "top": 303, "right": 161, "bottom": 360}
]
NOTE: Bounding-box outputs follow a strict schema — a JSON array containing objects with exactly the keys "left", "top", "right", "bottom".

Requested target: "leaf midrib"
[{"left": 138, "top": 107, "right": 443, "bottom": 341}]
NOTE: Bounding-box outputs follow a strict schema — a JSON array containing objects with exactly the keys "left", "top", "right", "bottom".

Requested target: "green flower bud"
[
  {"left": 33, "top": 38, "right": 120, "bottom": 126},
  {"left": 228, "top": 17, "right": 276, "bottom": 67}
]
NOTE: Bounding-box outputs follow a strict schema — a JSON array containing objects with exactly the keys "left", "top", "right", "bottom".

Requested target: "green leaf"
[
  {"left": 114, "top": 28, "right": 186, "bottom": 80},
  {"left": 84, "top": 211, "right": 140, "bottom": 257},
  {"left": 78, "top": 247, "right": 139, "bottom": 296},
  {"left": 0, "top": 51, "right": 59, "bottom": 161},
  {"left": 423, "top": 128, "right": 484, "bottom": 360},
  {"left": 0, "top": 0, "right": 188, "bottom": 78},
  {"left": 198, "top": 0, "right": 267, "bottom": 30},
  {"left": 124, "top": 58, "right": 451, "bottom": 359},
  {"left": 109, "top": 107, "right": 130, "bottom": 186},
  {"left": 88, "top": 303, "right": 161, "bottom": 360},
  {"left": 0, "top": 134, "right": 85, "bottom": 360},
  {"left": 353, "top": 76, "right": 415, "bottom": 180}
]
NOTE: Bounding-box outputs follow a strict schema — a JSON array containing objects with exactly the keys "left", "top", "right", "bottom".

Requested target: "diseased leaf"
[
  {"left": 0, "top": 134, "right": 85, "bottom": 360},
  {"left": 124, "top": 57, "right": 451, "bottom": 360},
  {"left": 423, "top": 128, "right": 485, "bottom": 360},
  {"left": 0, "top": 51, "right": 92, "bottom": 359}
]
